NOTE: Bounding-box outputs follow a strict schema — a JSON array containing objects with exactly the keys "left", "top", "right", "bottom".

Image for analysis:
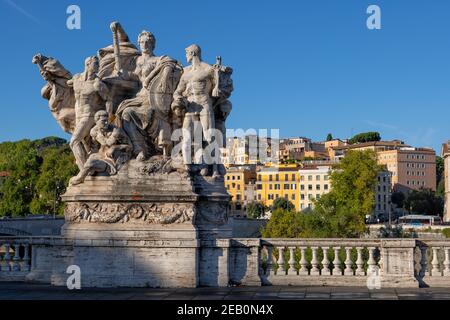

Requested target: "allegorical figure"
[
  {"left": 68, "top": 56, "right": 109, "bottom": 170},
  {"left": 70, "top": 110, "right": 132, "bottom": 185},
  {"left": 171, "top": 44, "right": 221, "bottom": 177},
  {"left": 32, "top": 54, "right": 76, "bottom": 133},
  {"left": 116, "top": 30, "right": 182, "bottom": 161}
]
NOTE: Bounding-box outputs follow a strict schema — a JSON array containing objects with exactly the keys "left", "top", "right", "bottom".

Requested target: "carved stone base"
[{"left": 61, "top": 159, "right": 231, "bottom": 240}]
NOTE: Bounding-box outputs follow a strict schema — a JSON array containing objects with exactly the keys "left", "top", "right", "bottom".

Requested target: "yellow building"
[
  {"left": 256, "top": 164, "right": 332, "bottom": 212},
  {"left": 225, "top": 165, "right": 257, "bottom": 212}
]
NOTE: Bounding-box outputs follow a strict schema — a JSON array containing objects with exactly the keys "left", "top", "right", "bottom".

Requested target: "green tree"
[
  {"left": 263, "top": 150, "right": 381, "bottom": 238},
  {"left": 30, "top": 145, "right": 78, "bottom": 215},
  {"left": 246, "top": 201, "right": 266, "bottom": 219},
  {"left": 436, "top": 156, "right": 445, "bottom": 198},
  {"left": 391, "top": 191, "right": 406, "bottom": 208},
  {"left": 271, "top": 197, "right": 295, "bottom": 211},
  {"left": 0, "top": 137, "right": 77, "bottom": 217},
  {"left": 348, "top": 132, "right": 381, "bottom": 145},
  {"left": 326, "top": 133, "right": 333, "bottom": 141},
  {"left": 404, "top": 188, "right": 444, "bottom": 217}
]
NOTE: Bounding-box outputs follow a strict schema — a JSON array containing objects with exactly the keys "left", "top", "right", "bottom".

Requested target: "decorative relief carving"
[{"left": 65, "top": 202, "right": 195, "bottom": 224}]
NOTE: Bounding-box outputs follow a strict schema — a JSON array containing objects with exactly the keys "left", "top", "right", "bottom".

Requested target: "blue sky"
[{"left": 0, "top": 0, "right": 449, "bottom": 152}]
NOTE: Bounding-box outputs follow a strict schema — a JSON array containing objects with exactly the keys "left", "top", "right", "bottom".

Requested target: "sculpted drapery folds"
[
  {"left": 33, "top": 21, "right": 232, "bottom": 183},
  {"left": 115, "top": 30, "right": 182, "bottom": 161}
]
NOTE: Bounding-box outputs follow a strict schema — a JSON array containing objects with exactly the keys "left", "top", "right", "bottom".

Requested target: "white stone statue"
[
  {"left": 69, "top": 110, "right": 132, "bottom": 185},
  {"left": 115, "top": 30, "right": 182, "bottom": 161},
  {"left": 67, "top": 56, "right": 109, "bottom": 170},
  {"left": 171, "top": 44, "right": 233, "bottom": 178},
  {"left": 32, "top": 54, "right": 76, "bottom": 134}
]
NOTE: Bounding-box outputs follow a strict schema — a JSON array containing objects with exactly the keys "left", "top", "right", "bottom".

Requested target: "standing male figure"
[
  {"left": 171, "top": 44, "right": 220, "bottom": 177},
  {"left": 68, "top": 56, "right": 109, "bottom": 170}
]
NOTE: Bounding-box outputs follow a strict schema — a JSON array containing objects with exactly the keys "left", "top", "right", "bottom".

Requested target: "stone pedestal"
[{"left": 45, "top": 159, "right": 233, "bottom": 287}]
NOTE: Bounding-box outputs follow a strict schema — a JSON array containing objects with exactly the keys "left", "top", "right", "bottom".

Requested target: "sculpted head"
[
  {"left": 94, "top": 110, "right": 109, "bottom": 130},
  {"left": 138, "top": 31, "right": 156, "bottom": 54},
  {"left": 185, "top": 44, "right": 201, "bottom": 63},
  {"left": 84, "top": 55, "right": 99, "bottom": 76}
]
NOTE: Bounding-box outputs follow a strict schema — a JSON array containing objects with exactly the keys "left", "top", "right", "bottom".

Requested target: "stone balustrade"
[
  {"left": 415, "top": 240, "right": 450, "bottom": 287},
  {"left": 259, "top": 239, "right": 385, "bottom": 287},
  {"left": 3, "top": 236, "right": 450, "bottom": 288},
  {"left": 0, "top": 238, "right": 31, "bottom": 281}
]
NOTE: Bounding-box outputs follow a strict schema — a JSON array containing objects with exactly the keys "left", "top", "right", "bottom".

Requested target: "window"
[
  {"left": 324, "top": 184, "right": 329, "bottom": 190},
  {"left": 316, "top": 194, "right": 320, "bottom": 200},
  {"left": 227, "top": 176, "right": 230, "bottom": 180},
  {"left": 308, "top": 194, "right": 313, "bottom": 200},
  {"left": 236, "top": 194, "right": 241, "bottom": 201},
  {"left": 316, "top": 185, "right": 320, "bottom": 191},
  {"left": 383, "top": 186, "right": 386, "bottom": 192},
  {"left": 237, "top": 185, "right": 240, "bottom": 190},
  {"left": 269, "top": 175, "right": 273, "bottom": 181},
  {"left": 237, "top": 176, "right": 241, "bottom": 180},
  {"left": 301, "top": 194, "right": 305, "bottom": 200},
  {"left": 324, "top": 175, "right": 329, "bottom": 181},
  {"left": 301, "top": 204, "right": 305, "bottom": 209},
  {"left": 257, "top": 184, "right": 262, "bottom": 190},
  {"left": 292, "top": 174, "right": 296, "bottom": 181},
  {"left": 285, "top": 174, "right": 289, "bottom": 181},
  {"left": 308, "top": 175, "right": 313, "bottom": 181},
  {"left": 275, "top": 174, "right": 279, "bottom": 181},
  {"left": 300, "top": 175, "right": 305, "bottom": 181},
  {"left": 232, "top": 183, "right": 236, "bottom": 188},
  {"left": 258, "top": 194, "right": 261, "bottom": 200},
  {"left": 291, "top": 194, "right": 295, "bottom": 200},
  {"left": 308, "top": 185, "right": 313, "bottom": 191},
  {"left": 275, "top": 184, "right": 280, "bottom": 190},
  {"left": 258, "top": 175, "right": 261, "bottom": 181},
  {"left": 269, "top": 184, "right": 273, "bottom": 190},
  {"left": 300, "top": 185, "right": 305, "bottom": 190},
  {"left": 284, "top": 184, "right": 290, "bottom": 190},
  {"left": 292, "top": 184, "right": 296, "bottom": 190},
  {"left": 316, "top": 175, "right": 320, "bottom": 181},
  {"left": 284, "top": 194, "right": 288, "bottom": 199},
  {"left": 275, "top": 194, "right": 279, "bottom": 199},
  {"left": 232, "top": 176, "right": 235, "bottom": 180}
]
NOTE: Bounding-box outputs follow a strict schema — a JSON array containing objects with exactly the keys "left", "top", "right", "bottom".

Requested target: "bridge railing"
[{"left": 0, "top": 237, "right": 32, "bottom": 280}]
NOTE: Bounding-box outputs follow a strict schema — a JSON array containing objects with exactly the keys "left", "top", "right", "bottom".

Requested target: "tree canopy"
[
  {"left": 0, "top": 137, "right": 77, "bottom": 217},
  {"left": 348, "top": 132, "right": 381, "bottom": 145},
  {"left": 262, "top": 150, "right": 381, "bottom": 238}
]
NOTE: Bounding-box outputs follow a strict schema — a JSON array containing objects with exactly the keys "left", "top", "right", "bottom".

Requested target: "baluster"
[
  {"left": 277, "top": 247, "right": 286, "bottom": 275},
  {"left": 333, "top": 247, "right": 342, "bottom": 276},
  {"left": 299, "top": 247, "right": 308, "bottom": 275},
  {"left": 367, "top": 247, "right": 377, "bottom": 275},
  {"left": 2, "top": 243, "right": 11, "bottom": 272},
  {"left": 21, "top": 243, "right": 30, "bottom": 272},
  {"left": 344, "top": 247, "right": 354, "bottom": 276},
  {"left": 310, "top": 247, "right": 319, "bottom": 275},
  {"left": 431, "top": 247, "right": 441, "bottom": 277},
  {"left": 355, "top": 247, "right": 365, "bottom": 276},
  {"left": 288, "top": 247, "right": 297, "bottom": 275},
  {"left": 420, "top": 246, "right": 429, "bottom": 277},
  {"left": 321, "top": 247, "right": 331, "bottom": 275},
  {"left": 443, "top": 247, "right": 450, "bottom": 277},
  {"left": 266, "top": 246, "right": 274, "bottom": 276},
  {"left": 12, "top": 243, "right": 21, "bottom": 271}
]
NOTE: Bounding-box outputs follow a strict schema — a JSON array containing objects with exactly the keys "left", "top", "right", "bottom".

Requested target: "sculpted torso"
[
  {"left": 71, "top": 76, "right": 106, "bottom": 118},
  {"left": 134, "top": 54, "right": 158, "bottom": 96},
  {"left": 182, "top": 63, "right": 215, "bottom": 113}
]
